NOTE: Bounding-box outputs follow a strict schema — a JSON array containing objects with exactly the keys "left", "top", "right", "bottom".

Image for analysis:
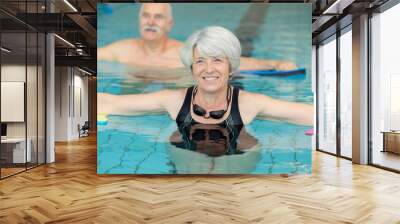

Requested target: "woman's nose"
[{"left": 205, "top": 60, "right": 215, "bottom": 73}]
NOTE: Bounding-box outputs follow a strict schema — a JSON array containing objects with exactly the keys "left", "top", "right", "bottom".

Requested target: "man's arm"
[
  {"left": 98, "top": 43, "right": 118, "bottom": 61},
  {"left": 252, "top": 93, "right": 313, "bottom": 126},
  {"left": 239, "top": 56, "right": 297, "bottom": 71},
  {"left": 98, "top": 40, "right": 134, "bottom": 62}
]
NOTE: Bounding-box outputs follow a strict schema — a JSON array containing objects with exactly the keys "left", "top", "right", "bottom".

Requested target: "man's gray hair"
[
  {"left": 180, "top": 26, "right": 241, "bottom": 72},
  {"left": 139, "top": 3, "right": 173, "bottom": 21}
]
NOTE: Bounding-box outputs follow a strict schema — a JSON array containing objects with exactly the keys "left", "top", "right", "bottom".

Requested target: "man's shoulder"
[
  {"left": 167, "top": 39, "right": 184, "bottom": 50},
  {"left": 109, "top": 39, "right": 138, "bottom": 49}
]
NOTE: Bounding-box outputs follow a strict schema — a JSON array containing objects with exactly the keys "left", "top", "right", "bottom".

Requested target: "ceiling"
[{"left": 1, "top": 0, "right": 97, "bottom": 74}]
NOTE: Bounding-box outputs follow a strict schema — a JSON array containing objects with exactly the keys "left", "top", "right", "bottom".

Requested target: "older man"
[
  {"left": 98, "top": 3, "right": 296, "bottom": 70},
  {"left": 98, "top": 3, "right": 183, "bottom": 68}
]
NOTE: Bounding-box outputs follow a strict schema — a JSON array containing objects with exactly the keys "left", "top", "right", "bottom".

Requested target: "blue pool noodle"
[{"left": 240, "top": 68, "right": 306, "bottom": 76}]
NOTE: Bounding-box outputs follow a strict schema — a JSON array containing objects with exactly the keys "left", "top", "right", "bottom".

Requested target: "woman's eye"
[
  {"left": 213, "top": 58, "right": 223, "bottom": 63},
  {"left": 195, "top": 59, "right": 204, "bottom": 64}
]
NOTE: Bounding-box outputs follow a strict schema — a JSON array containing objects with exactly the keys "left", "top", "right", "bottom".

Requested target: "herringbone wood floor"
[{"left": 1, "top": 135, "right": 400, "bottom": 224}]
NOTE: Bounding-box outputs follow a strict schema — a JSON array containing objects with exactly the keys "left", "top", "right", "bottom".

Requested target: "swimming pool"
[{"left": 97, "top": 3, "right": 313, "bottom": 174}]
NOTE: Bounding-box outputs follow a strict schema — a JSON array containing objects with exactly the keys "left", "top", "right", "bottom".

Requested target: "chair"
[{"left": 79, "top": 121, "right": 90, "bottom": 138}]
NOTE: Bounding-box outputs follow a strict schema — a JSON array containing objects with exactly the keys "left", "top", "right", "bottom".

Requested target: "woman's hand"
[
  {"left": 256, "top": 94, "right": 313, "bottom": 126},
  {"left": 240, "top": 92, "right": 314, "bottom": 126}
]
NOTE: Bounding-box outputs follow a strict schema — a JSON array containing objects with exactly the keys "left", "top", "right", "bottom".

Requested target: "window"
[
  {"left": 370, "top": 3, "right": 400, "bottom": 171},
  {"left": 317, "top": 36, "right": 337, "bottom": 154},
  {"left": 339, "top": 28, "right": 352, "bottom": 158}
]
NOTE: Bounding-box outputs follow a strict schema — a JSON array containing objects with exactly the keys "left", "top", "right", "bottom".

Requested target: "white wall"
[
  {"left": 1, "top": 65, "right": 26, "bottom": 81},
  {"left": 55, "top": 67, "right": 69, "bottom": 141},
  {"left": 1, "top": 82, "right": 24, "bottom": 123},
  {"left": 1, "top": 65, "right": 30, "bottom": 139},
  {"left": 54, "top": 67, "right": 89, "bottom": 141},
  {"left": 71, "top": 73, "right": 89, "bottom": 138}
]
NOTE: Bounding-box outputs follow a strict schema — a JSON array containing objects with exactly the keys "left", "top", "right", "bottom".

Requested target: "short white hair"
[
  {"left": 139, "top": 3, "right": 173, "bottom": 21},
  {"left": 180, "top": 26, "right": 241, "bottom": 72}
]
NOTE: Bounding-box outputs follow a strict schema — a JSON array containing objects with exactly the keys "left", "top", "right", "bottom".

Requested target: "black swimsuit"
[{"left": 173, "top": 86, "right": 245, "bottom": 155}]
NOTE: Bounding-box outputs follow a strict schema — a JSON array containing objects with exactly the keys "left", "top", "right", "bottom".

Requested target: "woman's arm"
[
  {"left": 98, "top": 89, "right": 181, "bottom": 117},
  {"left": 246, "top": 93, "right": 313, "bottom": 126},
  {"left": 239, "top": 57, "right": 297, "bottom": 71}
]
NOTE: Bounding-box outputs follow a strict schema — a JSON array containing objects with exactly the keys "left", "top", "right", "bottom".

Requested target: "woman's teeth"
[{"left": 203, "top": 76, "right": 218, "bottom": 81}]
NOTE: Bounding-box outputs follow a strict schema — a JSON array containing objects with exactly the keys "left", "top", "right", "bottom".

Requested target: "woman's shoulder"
[
  {"left": 238, "top": 90, "right": 271, "bottom": 110},
  {"left": 157, "top": 88, "right": 189, "bottom": 100},
  {"left": 238, "top": 89, "right": 268, "bottom": 99},
  {"left": 238, "top": 89, "right": 259, "bottom": 100},
  {"left": 159, "top": 88, "right": 192, "bottom": 120}
]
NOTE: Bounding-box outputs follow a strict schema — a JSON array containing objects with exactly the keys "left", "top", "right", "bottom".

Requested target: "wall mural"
[{"left": 97, "top": 3, "right": 313, "bottom": 174}]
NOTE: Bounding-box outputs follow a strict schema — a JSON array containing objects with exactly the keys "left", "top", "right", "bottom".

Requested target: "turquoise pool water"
[{"left": 97, "top": 3, "right": 313, "bottom": 174}]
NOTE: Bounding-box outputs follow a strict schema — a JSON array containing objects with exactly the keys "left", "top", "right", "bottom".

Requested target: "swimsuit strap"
[
  {"left": 228, "top": 87, "right": 244, "bottom": 125},
  {"left": 176, "top": 86, "right": 194, "bottom": 126}
]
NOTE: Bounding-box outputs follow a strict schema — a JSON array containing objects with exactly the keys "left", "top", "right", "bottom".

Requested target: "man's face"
[{"left": 139, "top": 4, "right": 173, "bottom": 41}]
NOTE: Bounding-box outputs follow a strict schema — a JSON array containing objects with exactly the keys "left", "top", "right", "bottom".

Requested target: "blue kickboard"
[{"left": 240, "top": 68, "right": 306, "bottom": 76}]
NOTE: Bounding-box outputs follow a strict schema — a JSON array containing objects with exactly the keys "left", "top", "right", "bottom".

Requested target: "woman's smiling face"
[{"left": 191, "top": 47, "right": 231, "bottom": 93}]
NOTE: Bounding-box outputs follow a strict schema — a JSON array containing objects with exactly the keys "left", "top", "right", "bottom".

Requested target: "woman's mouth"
[{"left": 202, "top": 76, "right": 219, "bottom": 81}]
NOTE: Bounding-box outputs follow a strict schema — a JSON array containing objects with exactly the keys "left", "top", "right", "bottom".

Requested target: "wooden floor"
[
  {"left": 1, "top": 135, "right": 400, "bottom": 224},
  {"left": 373, "top": 150, "right": 400, "bottom": 171},
  {"left": 0, "top": 167, "right": 26, "bottom": 178},
  {"left": 1, "top": 163, "right": 44, "bottom": 178}
]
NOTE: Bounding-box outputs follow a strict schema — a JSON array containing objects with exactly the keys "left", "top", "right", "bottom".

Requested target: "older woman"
[{"left": 99, "top": 26, "right": 313, "bottom": 155}]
